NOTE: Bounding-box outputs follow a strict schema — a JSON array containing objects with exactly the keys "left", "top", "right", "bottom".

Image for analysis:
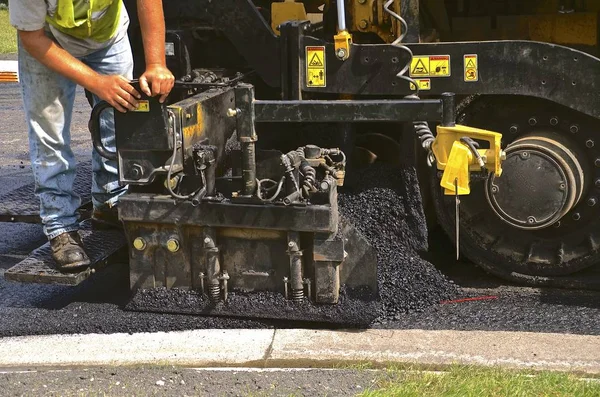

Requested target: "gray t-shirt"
[{"left": 9, "top": 0, "right": 130, "bottom": 57}]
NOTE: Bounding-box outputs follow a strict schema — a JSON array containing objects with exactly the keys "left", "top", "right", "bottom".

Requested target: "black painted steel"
[
  {"left": 0, "top": 161, "right": 93, "bottom": 224},
  {"left": 4, "top": 220, "right": 127, "bottom": 286},
  {"left": 254, "top": 99, "right": 444, "bottom": 123},
  {"left": 119, "top": 193, "right": 337, "bottom": 233}
]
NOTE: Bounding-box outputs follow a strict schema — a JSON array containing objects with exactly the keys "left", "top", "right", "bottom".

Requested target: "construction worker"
[{"left": 10, "top": 0, "right": 174, "bottom": 272}]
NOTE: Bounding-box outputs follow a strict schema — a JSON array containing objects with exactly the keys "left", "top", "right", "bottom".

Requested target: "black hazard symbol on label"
[
  {"left": 466, "top": 58, "right": 476, "bottom": 68},
  {"left": 309, "top": 53, "right": 324, "bottom": 67},
  {"left": 412, "top": 59, "right": 429, "bottom": 75}
]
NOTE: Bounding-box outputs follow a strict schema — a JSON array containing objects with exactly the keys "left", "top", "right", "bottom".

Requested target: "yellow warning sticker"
[
  {"left": 132, "top": 100, "right": 150, "bottom": 112},
  {"left": 306, "top": 46, "right": 326, "bottom": 87},
  {"left": 410, "top": 55, "right": 451, "bottom": 78},
  {"left": 410, "top": 78, "right": 431, "bottom": 91},
  {"left": 464, "top": 54, "right": 478, "bottom": 82}
]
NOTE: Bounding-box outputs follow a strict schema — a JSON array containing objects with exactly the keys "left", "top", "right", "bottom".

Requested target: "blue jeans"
[{"left": 18, "top": 33, "right": 133, "bottom": 239}]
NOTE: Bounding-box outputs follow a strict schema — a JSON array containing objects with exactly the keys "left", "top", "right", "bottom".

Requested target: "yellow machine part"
[{"left": 432, "top": 124, "right": 504, "bottom": 196}]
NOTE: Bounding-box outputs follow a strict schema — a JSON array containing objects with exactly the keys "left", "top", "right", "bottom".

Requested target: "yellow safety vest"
[{"left": 46, "top": 0, "right": 123, "bottom": 42}]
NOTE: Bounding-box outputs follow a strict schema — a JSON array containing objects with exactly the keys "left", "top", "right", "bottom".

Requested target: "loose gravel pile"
[{"left": 338, "top": 163, "right": 459, "bottom": 322}]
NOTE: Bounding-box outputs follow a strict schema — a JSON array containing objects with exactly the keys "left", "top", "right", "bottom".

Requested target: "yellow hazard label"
[
  {"left": 132, "top": 100, "right": 150, "bottom": 112},
  {"left": 410, "top": 78, "right": 431, "bottom": 91},
  {"left": 410, "top": 55, "right": 450, "bottom": 77},
  {"left": 464, "top": 54, "right": 478, "bottom": 82},
  {"left": 306, "top": 46, "right": 326, "bottom": 87}
]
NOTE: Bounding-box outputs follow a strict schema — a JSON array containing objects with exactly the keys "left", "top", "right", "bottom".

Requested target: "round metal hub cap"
[{"left": 485, "top": 133, "right": 585, "bottom": 230}]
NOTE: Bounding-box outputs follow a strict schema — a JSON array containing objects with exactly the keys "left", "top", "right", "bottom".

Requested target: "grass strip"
[
  {"left": 0, "top": 10, "right": 17, "bottom": 55},
  {"left": 359, "top": 365, "right": 600, "bottom": 397}
]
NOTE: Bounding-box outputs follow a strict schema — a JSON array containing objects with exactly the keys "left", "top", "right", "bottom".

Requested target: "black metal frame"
[{"left": 122, "top": 0, "right": 600, "bottom": 120}]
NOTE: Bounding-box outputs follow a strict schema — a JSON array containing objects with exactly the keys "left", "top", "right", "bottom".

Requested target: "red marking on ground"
[{"left": 440, "top": 295, "right": 498, "bottom": 304}]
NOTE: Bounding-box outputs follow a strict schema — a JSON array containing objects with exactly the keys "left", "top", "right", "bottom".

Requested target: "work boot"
[
  {"left": 50, "top": 231, "right": 91, "bottom": 272},
  {"left": 91, "top": 207, "right": 122, "bottom": 230}
]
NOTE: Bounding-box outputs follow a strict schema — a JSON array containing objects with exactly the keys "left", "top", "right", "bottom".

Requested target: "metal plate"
[
  {"left": 4, "top": 220, "right": 128, "bottom": 286},
  {"left": 0, "top": 161, "right": 93, "bottom": 223}
]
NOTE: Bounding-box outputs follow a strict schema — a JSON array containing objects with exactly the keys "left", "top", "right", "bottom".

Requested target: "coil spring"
[
  {"left": 383, "top": 1, "right": 436, "bottom": 163},
  {"left": 291, "top": 289, "right": 304, "bottom": 303},
  {"left": 209, "top": 284, "right": 221, "bottom": 301},
  {"left": 299, "top": 160, "right": 316, "bottom": 198}
]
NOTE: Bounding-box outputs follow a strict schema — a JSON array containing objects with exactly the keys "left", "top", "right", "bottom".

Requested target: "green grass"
[
  {"left": 358, "top": 365, "right": 600, "bottom": 397},
  {"left": 0, "top": 9, "right": 17, "bottom": 54}
]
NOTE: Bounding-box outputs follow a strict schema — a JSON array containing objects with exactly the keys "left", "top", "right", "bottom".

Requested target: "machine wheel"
[{"left": 432, "top": 95, "right": 600, "bottom": 280}]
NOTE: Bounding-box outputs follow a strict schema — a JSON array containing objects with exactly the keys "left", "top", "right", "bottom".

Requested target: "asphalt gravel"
[{"left": 1, "top": 83, "right": 600, "bottom": 337}]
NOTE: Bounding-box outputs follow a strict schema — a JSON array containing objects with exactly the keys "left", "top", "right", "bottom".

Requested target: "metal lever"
[{"left": 455, "top": 177, "right": 460, "bottom": 260}]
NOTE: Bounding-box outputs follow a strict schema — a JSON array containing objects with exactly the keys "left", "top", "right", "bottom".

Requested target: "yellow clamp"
[
  {"left": 334, "top": 30, "right": 352, "bottom": 60},
  {"left": 431, "top": 124, "right": 504, "bottom": 196}
]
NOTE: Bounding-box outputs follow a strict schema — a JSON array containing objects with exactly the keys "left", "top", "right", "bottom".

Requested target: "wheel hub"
[{"left": 485, "top": 132, "right": 586, "bottom": 230}]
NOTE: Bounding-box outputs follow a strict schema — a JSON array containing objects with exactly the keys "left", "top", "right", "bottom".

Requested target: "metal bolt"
[
  {"left": 587, "top": 139, "right": 595, "bottom": 148},
  {"left": 130, "top": 164, "right": 144, "bottom": 180},
  {"left": 570, "top": 124, "right": 579, "bottom": 134},
  {"left": 573, "top": 212, "right": 581, "bottom": 221},
  {"left": 520, "top": 152, "right": 530, "bottom": 159},
  {"left": 553, "top": 221, "right": 561, "bottom": 228},
  {"left": 166, "top": 238, "right": 180, "bottom": 253},
  {"left": 588, "top": 197, "right": 597, "bottom": 207},
  {"left": 528, "top": 117, "right": 537, "bottom": 126},
  {"left": 288, "top": 241, "right": 295, "bottom": 248},
  {"left": 596, "top": 178, "right": 600, "bottom": 188},
  {"left": 550, "top": 117, "right": 559, "bottom": 126},
  {"left": 227, "top": 108, "right": 240, "bottom": 118},
  {"left": 527, "top": 216, "right": 536, "bottom": 224},
  {"left": 509, "top": 125, "right": 518, "bottom": 134},
  {"left": 358, "top": 19, "right": 369, "bottom": 29},
  {"left": 133, "top": 237, "right": 147, "bottom": 251},
  {"left": 336, "top": 48, "right": 347, "bottom": 60},
  {"left": 595, "top": 158, "right": 600, "bottom": 168},
  {"left": 186, "top": 113, "right": 192, "bottom": 120},
  {"left": 204, "top": 237, "right": 211, "bottom": 244},
  {"left": 491, "top": 185, "right": 499, "bottom": 194},
  {"left": 559, "top": 183, "right": 566, "bottom": 191}
]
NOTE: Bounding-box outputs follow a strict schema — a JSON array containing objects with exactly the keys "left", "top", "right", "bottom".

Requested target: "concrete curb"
[
  {"left": 1, "top": 329, "right": 600, "bottom": 373},
  {"left": 0, "top": 60, "right": 18, "bottom": 83}
]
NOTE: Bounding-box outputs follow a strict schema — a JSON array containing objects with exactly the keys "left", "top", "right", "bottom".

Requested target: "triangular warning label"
[
  {"left": 309, "top": 53, "right": 324, "bottom": 67},
  {"left": 412, "top": 59, "right": 429, "bottom": 75},
  {"left": 466, "top": 58, "right": 476, "bottom": 68}
]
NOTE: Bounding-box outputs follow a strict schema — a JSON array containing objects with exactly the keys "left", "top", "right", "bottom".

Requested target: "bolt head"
[
  {"left": 509, "top": 125, "right": 518, "bottom": 134},
  {"left": 527, "top": 216, "right": 536, "bottom": 224},
  {"left": 596, "top": 178, "right": 600, "bottom": 188},
  {"left": 133, "top": 237, "right": 147, "bottom": 251},
  {"left": 204, "top": 237, "right": 211, "bottom": 244},
  {"left": 570, "top": 125, "right": 579, "bottom": 134},
  {"left": 550, "top": 117, "right": 559, "bottom": 126},
  {"left": 595, "top": 158, "right": 600, "bottom": 168},
  {"left": 167, "top": 238, "right": 180, "bottom": 253},
  {"left": 573, "top": 212, "right": 581, "bottom": 221},
  {"left": 226, "top": 108, "right": 240, "bottom": 118},
  {"left": 336, "top": 48, "right": 347, "bottom": 59},
  {"left": 587, "top": 139, "right": 595, "bottom": 148},
  {"left": 358, "top": 19, "right": 369, "bottom": 29},
  {"left": 528, "top": 117, "right": 537, "bottom": 126},
  {"left": 588, "top": 197, "right": 597, "bottom": 207}
]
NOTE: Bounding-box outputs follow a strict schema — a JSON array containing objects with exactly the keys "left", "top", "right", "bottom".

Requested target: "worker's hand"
[
  {"left": 92, "top": 75, "right": 142, "bottom": 113},
  {"left": 139, "top": 64, "right": 175, "bottom": 103}
]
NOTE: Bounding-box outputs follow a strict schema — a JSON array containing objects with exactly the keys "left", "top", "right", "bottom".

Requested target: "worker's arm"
[
  {"left": 18, "top": 29, "right": 141, "bottom": 113},
  {"left": 136, "top": 0, "right": 174, "bottom": 103}
]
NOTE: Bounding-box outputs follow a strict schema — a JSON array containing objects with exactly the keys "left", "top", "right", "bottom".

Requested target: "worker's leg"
[
  {"left": 18, "top": 37, "right": 90, "bottom": 270},
  {"left": 79, "top": 33, "right": 133, "bottom": 224}
]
